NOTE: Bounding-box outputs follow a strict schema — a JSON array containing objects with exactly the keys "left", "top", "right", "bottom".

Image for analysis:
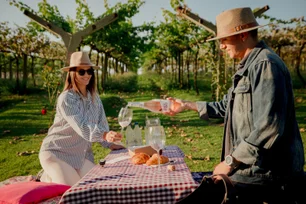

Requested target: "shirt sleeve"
[
  {"left": 96, "top": 95, "right": 111, "bottom": 148},
  {"left": 99, "top": 140, "right": 112, "bottom": 148},
  {"left": 196, "top": 93, "right": 229, "bottom": 120},
  {"left": 57, "top": 92, "right": 109, "bottom": 143}
]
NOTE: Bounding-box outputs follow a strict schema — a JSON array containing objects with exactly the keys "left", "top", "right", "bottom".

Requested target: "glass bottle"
[
  {"left": 133, "top": 122, "right": 143, "bottom": 146},
  {"left": 127, "top": 99, "right": 171, "bottom": 113},
  {"left": 125, "top": 125, "right": 133, "bottom": 148}
]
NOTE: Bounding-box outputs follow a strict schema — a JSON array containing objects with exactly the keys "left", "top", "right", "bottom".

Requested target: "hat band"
[
  {"left": 70, "top": 62, "right": 93, "bottom": 66},
  {"left": 233, "top": 22, "right": 259, "bottom": 32},
  {"left": 217, "top": 22, "right": 259, "bottom": 38}
]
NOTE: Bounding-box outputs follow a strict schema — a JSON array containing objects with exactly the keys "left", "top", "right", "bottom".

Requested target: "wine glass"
[
  {"left": 145, "top": 117, "right": 160, "bottom": 145},
  {"left": 147, "top": 126, "right": 166, "bottom": 172},
  {"left": 118, "top": 107, "right": 133, "bottom": 145}
]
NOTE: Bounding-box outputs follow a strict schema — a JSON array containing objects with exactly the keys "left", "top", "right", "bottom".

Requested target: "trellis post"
[{"left": 23, "top": 10, "right": 118, "bottom": 65}]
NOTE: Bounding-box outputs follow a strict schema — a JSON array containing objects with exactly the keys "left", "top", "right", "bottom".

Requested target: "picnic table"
[{"left": 59, "top": 145, "right": 199, "bottom": 203}]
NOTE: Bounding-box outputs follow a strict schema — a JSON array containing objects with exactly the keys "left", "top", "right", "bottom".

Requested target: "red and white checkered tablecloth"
[{"left": 59, "top": 145, "right": 199, "bottom": 204}]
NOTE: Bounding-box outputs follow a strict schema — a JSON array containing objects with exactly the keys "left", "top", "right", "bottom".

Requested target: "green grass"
[
  {"left": 0, "top": 86, "right": 306, "bottom": 182},
  {"left": 0, "top": 94, "right": 50, "bottom": 180}
]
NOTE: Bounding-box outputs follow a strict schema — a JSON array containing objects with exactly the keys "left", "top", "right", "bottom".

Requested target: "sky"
[{"left": 1, "top": 0, "right": 305, "bottom": 29}]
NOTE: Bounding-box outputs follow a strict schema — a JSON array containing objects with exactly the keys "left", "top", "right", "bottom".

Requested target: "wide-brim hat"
[
  {"left": 61, "top": 51, "right": 100, "bottom": 72},
  {"left": 206, "top": 7, "right": 269, "bottom": 42}
]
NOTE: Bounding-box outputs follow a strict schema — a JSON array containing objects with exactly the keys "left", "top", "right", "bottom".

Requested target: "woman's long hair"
[{"left": 63, "top": 67, "right": 97, "bottom": 99}]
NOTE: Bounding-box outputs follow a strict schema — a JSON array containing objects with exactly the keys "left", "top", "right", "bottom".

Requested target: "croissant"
[
  {"left": 131, "top": 152, "right": 150, "bottom": 165},
  {"left": 146, "top": 153, "right": 169, "bottom": 166}
]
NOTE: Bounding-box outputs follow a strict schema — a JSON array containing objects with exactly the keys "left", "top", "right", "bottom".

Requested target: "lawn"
[{"left": 0, "top": 86, "right": 306, "bottom": 182}]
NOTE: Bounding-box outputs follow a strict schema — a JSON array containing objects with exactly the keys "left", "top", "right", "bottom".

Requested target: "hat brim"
[
  {"left": 61, "top": 65, "right": 100, "bottom": 72},
  {"left": 206, "top": 24, "right": 269, "bottom": 42}
]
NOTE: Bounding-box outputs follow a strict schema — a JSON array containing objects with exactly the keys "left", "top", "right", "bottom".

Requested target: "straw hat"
[
  {"left": 206, "top": 7, "right": 268, "bottom": 41},
  {"left": 61, "top": 51, "right": 100, "bottom": 72}
]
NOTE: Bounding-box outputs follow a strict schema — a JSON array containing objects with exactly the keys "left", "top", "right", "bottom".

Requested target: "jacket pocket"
[{"left": 232, "top": 80, "right": 252, "bottom": 137}]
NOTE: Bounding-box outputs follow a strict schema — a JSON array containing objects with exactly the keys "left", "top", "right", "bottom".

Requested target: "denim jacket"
[{"left": 197, "top": 41, "right": 305, "bottom": 185}]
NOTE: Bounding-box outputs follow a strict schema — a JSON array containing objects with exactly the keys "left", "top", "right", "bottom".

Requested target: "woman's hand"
[{"left": 104, "top": 131, "right": 122, "bottom": 143}]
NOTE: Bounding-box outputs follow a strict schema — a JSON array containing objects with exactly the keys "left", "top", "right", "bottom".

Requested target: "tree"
[{"left": 259, "top": 14, "right": 306, "bottom": 88}]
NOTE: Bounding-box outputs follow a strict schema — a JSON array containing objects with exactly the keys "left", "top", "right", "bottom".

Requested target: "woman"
[{"left": 39, "top": 51, "right": 124, "bottom": 186}]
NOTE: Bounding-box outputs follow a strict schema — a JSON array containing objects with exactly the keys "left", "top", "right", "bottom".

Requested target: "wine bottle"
[{"left": 127, "top": 99, "right": 171, "bottom": 113}]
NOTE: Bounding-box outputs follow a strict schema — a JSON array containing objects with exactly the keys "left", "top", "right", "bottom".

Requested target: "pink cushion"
[{"left": 0, "top": 181, "right": 70, "bottom": 204}]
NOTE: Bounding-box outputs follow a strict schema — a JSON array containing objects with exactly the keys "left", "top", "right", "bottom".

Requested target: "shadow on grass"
[
  {"left": 0, "top": 94, "right": 50, "bottom": 138},
  {"left": 0, "top": 97, "right": 26, "bottom": 113},
  {"left": 0, "top": 126, "right": 48, "bottom": 139}
]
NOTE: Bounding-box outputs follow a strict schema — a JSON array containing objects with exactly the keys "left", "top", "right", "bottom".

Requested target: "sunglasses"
[{"left": 76, "top": 69, "right": 94, "bottom": 76}]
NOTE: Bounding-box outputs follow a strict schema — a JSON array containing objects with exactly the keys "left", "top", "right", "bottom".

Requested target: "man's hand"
[
  {"left": 212, "top": 161, "right": 232, "bottom": 183},
  {"left": 164, "top": 97, "right": 186, "bottom": 116}
]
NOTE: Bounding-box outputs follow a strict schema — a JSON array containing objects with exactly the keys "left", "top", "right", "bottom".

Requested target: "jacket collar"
[{"left": 234, "top": 40, "right": 267, "bottom": 77}]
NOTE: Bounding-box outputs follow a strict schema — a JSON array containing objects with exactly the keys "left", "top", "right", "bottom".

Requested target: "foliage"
[
  {"left": 0, "top": 21, "right": 50, "bottom": 56},
  {"left": 84, "top": 0, "right": 148, "bottom": 71},
  {"left": 100, "top": 94, "right": 125, "bottom": 116},
  {"left": 258, "top": 13, "right": 306, "bottom": 87},
  {"left": 5, "top": 0, "right": 305, "bottom": 96},
  {"left": 141, "top": 71, "right": 175, "bottom": 91},
  {"left": 0, "top": 19, "right": 55, "bottom": 95},
  {"left": 40, "top": 64, "right": 62, "bottom": 112},
  {"left": 104, "top": 72, "right": 138, "bottom": 92},
  {"left": 170, "top": 0, "right": 185, "bottom": 8},
  {"left": 137, "top": 72, "right": 160, "bottom": 91},
  {"left": 8, "top": 0, "right": 72, "bottom": 35},
  {"left": 259, "top": 15, "right": 306, "bottom": 54},
  {"left": 38, "top": 41, "right": 66, "bottom": 61},
  {"left": 2, "top": 1, "right": 306, "bottom": 103}
]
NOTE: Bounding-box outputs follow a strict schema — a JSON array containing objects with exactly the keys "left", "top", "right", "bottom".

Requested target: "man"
[{"left": 168, "top": 7, "right": 305, "bottom": 203}]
